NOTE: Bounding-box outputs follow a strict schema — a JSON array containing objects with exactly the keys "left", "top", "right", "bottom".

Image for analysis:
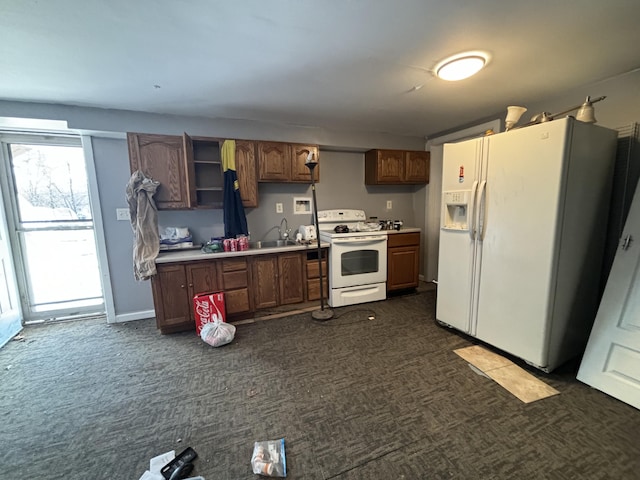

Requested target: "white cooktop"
[{"left": 317, "top": 209, "right": 386, "bottom": 239}]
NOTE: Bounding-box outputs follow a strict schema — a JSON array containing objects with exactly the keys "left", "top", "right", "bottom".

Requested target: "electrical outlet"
[
  {"left": 386, "top": 200, "right": 393, "bottom": 210},
  {"left": 116, "top": 208, "right": 130, "bottom": 221},
  {"left": 276, "top": 202, "right": 283, "bottom": 213}
]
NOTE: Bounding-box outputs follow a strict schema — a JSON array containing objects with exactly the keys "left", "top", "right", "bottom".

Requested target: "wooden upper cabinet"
[
  {"left": 365, "top": 149, "right": 430, "bottom": 185},
  {"left": 291, "top": 144, "right": 319, "bottom": 183},
  {"left": 258, "top": 141, "right": 291, "bottom": 181},
  {"left": 234, "top": 140, "right": 259, "bottom": 208},
  {"left": 365, "top": 150, "right": 405, "bottom": 184},
  {"left": 405, "top": 151, "right": 430, "bottom": 184},
  {"left": 258, "top": 141, "right": 320, "bottom": 183},
  {"left": 128, "top": 133, "right": 195, "bottom": 209}
]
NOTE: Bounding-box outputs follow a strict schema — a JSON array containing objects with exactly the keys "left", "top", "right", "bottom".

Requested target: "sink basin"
[{"left": 249, "top": 239, "right": 296, "bottom": 249}]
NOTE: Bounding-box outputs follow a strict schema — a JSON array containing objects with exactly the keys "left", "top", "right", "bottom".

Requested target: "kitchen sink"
[{"left": 249, "top": 239, "right": 297, "bottom": 249}]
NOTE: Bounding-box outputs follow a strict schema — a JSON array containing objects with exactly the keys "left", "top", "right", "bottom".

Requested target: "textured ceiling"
[{"left": 2, "top": 0, "right": 640, "bottom": 138}]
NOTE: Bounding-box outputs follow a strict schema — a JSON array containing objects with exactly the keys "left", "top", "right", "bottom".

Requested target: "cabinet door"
[
  {"left": 235, "top": 140, "right": 259, "bottom": 207},
  {"left": 152, "top": 264, "right": 192, "bottom": 333},
  {"left": 127, "top": 133, "right": 193, "bottom": 209},
  {"left": 387, "top": 246, "right": 420, "bottom": 291},
  {"left": 252, "top": 255, "right": 279, "bottom": 309},
  {"left": 257, "top": 142, "right": 291, "bottom": 181},
  {"left": 278, "top": 252, "right": 305, "bottom": 304},
  {"left": 404, "top": 151, "right": 430, "bottom": 184},
  {"left": 365, "top": 149, "right": 404, "bottom": 184},
  {"left": 290, "top": 144, "right": 319, "bottom": 183},
  {"left": 187, "top": 262, "right": 220, "bottom": 300}
]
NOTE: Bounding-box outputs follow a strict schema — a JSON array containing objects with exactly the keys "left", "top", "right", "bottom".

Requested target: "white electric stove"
[{"left": 317, "top": 209, "right": 387, "bottom": 307}]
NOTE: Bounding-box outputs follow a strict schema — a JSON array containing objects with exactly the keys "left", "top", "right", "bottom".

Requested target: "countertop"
[
  {"left": 156, "top": 241, "right": 331, "bottom": 264},
  {"left": 156, "top": 228, "right": 420, "bottom": 264}
]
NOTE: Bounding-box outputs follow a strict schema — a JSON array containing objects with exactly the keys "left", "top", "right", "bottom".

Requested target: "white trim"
[
  {"left": 114, "top": 309, "right": 155, "bottom": 323},
  {"left": 426, "top": 119, "right": 501, "bottom": 147},
  {"left": 82, "top": 136, "right": 117, "bottom": 323}
]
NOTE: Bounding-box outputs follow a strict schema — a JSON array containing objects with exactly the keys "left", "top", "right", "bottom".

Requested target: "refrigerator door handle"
[
  {"left": 477, "top": 180, "right": 487, "bottom": 240},
  {"left": 469, "top": 180, "right": 479, "bottom": 240}
]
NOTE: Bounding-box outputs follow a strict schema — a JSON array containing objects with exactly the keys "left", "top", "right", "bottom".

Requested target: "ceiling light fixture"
[{"left": 434, "top": 51, "right": 489, "bottom": 81}]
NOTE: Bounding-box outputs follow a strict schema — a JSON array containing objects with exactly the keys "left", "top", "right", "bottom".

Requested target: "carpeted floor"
[{"left": 1, "top": 288, "right": 639, "bottom": 479}]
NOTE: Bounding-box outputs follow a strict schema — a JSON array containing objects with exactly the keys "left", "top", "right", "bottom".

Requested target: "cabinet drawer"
[
  {"left": 223, "top": 270, "right": 248, "bottom": 289},
  {"left": 222, "top": 258, "right": 248, "bottom": 272},
  {"left": 225, "top": 288, "right": 251, "bottom": 315},
  {"left": 306, "top": 259, "right": 327, "bottom": 279},
  {"left": 307, "top": 278, "right": 329, "bottom": 301},
  {"left": 387, "top": 232, "right": 420, "bottom": 248}
]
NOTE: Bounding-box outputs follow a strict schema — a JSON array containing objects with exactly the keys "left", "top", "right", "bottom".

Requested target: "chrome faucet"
[{"left": 278, "top": 217, "right": 291, "bottom": 240}]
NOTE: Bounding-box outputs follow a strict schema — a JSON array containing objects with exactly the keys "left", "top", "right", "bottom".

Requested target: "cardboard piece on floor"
[{"left": 454, "top": 345, "right": 560, "bottom": 403}]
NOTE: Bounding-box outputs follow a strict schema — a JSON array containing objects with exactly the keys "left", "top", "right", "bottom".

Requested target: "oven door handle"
[{"left": 331, "top": 235, "right": 387, "bottom": 245}]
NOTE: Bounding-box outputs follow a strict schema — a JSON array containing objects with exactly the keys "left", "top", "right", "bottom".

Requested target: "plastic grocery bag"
[
  {"left": 251, "top": 439, "right": 286, "bottom": 477},
  {"left": 200, "top": 320, "right": 236, "bottom": 347}
]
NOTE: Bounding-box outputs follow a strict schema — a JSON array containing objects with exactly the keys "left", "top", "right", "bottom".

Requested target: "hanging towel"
[
  {"left": 126, "top": 170, "right": 160, "bottom": 281},
  {"left": 222, "top": 139, "right": 249, "bottom": 238}
]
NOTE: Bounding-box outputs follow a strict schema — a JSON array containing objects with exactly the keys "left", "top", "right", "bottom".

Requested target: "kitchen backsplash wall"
[{"left": 155, "top": 150, "right": 424, "bottom": 246}]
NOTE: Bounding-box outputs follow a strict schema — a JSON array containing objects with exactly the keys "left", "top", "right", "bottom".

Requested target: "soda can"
[
  {"left": 237, "top": 236, "right": 249, "bottom": 251},
  {"left": 230, "top": 238, "right": 238, "bottom": 252},
  {"left": 223, "top": 238, "right": 232, "bottom": 252}
]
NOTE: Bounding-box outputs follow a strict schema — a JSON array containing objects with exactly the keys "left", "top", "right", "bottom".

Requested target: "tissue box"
[{"left": 193, "top": 291, "right": 226, "bottom": 335}]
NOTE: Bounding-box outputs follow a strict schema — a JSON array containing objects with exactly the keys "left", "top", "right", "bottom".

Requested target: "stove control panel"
[{"left": 317, "top": 209, "right": 366, "bottom": 223}]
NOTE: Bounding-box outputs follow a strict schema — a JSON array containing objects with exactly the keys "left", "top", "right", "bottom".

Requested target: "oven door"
[{"left": 329, "top": 235, "right": 387, "bottom": 289}]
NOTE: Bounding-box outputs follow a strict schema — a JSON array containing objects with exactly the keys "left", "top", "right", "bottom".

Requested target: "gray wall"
[
  {"left": 2, "top": 68, "right": 639, "bottom": 319},
  {"left": 0, "top": 101, "right": 427, "bottom": 319}
]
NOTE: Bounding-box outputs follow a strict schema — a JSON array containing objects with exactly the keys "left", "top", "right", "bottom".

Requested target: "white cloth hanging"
[{"left": 126, "top": 171, "right": 160, "bottom": 281}]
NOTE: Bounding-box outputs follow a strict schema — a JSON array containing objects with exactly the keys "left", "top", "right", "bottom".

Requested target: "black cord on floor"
[{"left": 311, "top": 307, "right": 378, "bottom": 326}]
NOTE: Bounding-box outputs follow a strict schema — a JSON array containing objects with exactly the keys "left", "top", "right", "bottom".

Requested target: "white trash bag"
[{"left": 200, "top": 320, "right": 236, "bottom": 347}]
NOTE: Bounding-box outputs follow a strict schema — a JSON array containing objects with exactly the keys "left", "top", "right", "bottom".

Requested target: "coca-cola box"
[{"left": 193, "top": 291, "right": 226, "bottom": 336}]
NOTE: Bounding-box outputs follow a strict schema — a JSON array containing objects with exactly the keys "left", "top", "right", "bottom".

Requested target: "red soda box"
[{"left": 193, "top": 291, "right": 226, "bottom": 335}]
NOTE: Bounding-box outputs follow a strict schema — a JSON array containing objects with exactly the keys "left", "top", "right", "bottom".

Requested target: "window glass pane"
[
  {"left": 21, "top": 229, "right": 102, "bottom": 309},
  {"left": 9, "top": 144, "right": 92, "bottom": 222}
]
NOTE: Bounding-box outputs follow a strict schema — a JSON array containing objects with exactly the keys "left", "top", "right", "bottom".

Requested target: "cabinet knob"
[
  {"left": 180, "top": 284, "right": 185, "bottom": 288},
  {"left": 189, "top": 283, "right": 193, "bottom": 287}
]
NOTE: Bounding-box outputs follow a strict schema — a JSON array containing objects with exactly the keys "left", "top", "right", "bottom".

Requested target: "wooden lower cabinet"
[
  {"left": 387, "top": 232, "right": 420, "bottom": 292},
  {"left": 278, "top": 252, "right": 305, "bottom": 304},
  {"left": 305, "top": 250, "right": 328, "bottom": 301},
  {"left": 221, "top": 258, "right": 252, "bottom": 315},
  {"left": 152, "top": 248, "right": 326, "bottom": 333},
  {"left": 251, "top": 252, "right": 304, "bottom": 308},
  {"left": 252, "top": 255, "right": 279, "bottom": 309},
  {"left": 152, "top": 261, "right": 220, "bottom": 334}
]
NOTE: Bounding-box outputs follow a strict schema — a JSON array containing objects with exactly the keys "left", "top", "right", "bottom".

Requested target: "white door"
[
  {"left": 0, "top": 135, "right": 104, "bottom": 322},
  {"left": 436, "top": 139, "right": 482, "bottom": 333},
  {"left": 577, "top": 180, "right": 640, "bottom": 410},
  {"left": 0, "top": 196, "right": 21, "bottom": 348},
  {"left": 474, "top": 121, "right": 567, "bottom": 367}
]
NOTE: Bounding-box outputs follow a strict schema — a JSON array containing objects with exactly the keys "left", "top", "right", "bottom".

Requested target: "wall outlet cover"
[{"left": 116, "top": 208, "right": 130, "bottom": 221}]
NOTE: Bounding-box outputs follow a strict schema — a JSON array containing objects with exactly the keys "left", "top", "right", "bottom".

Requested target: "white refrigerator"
[{"left": 436, "top": 117, "right": 617, "bottom": 372}]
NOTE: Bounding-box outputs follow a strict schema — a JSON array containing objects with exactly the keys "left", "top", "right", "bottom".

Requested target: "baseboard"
[{"left": 112, "top": 309, "right": 155, "bottom": 324}]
